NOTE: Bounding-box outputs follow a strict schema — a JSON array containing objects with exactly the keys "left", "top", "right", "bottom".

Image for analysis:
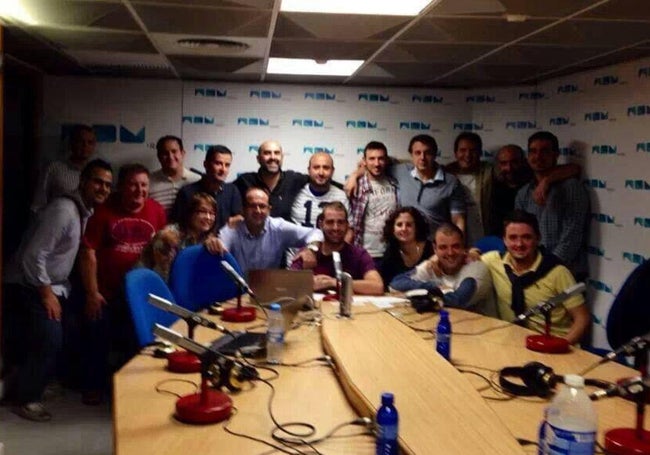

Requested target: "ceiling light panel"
[
  {"left": 280, "top": 0, "right": 434, "bottom": 16},
  {"left": 267, "top": 58, "right": 364, "bottom": 76}
]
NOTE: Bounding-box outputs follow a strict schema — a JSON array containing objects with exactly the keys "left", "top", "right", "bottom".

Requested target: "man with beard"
[
  {"left": 3, "top": 159, "right": 113, "bottom": 421},
  {"left": 390, "top": 223, "right": 496, "bottom": 317},
  {"left": 291, "top": 202, "right": 383, "bottom": 295},
  {"left": 171, "top": 145, "right": 242, "bottom": 230},
  {"left": 234, "top": 140, "right": 311, "bottom": 221}
]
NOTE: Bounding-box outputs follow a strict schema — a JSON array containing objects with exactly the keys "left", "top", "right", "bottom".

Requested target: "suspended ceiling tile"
[
  {"left": 434, "top": 64, "right": 544, "bottom": 86},
  {"left": 277, "top": 12, "right": 410, "bottom": 40},
  {"left": 169, "top": 55, "right": 261, "bottom": 73},
  {"left": 483, "top": 44, "right": 613, "bottom": 66},
  {"left": 402, "top": 17, "right": 553, "bottom": 43},
  {"left": 493, "top": 0, "right": 599, "bottom": 17},
  {"left": 373, "top": 62, "right": 461, "bottom": 80},
  {"left": 381, "top": 42, "right": 497, "bottom": 63},
  {"left": 132, "top": 0, "right": 273, "bottom": 8},
  {"left": 132, "top": 4, "right": 271, "bottom": 36},
  {"left": 427, "top": 0, "right": 506, "bottom": 16},
  {"left": 579, "top": 0, "right": 650, "bottom": 21},
  {"left": 35, "top": 27, "right": 157, "bottom": 53},
  {"left": 18, "top": 0, "right": 139, "bottom": 30},
  {"left": 523, "top": 20, "right": 650, "bottom": 47},
  {"left": 270, "top": 39, "right": 381, "bottom": 60}
]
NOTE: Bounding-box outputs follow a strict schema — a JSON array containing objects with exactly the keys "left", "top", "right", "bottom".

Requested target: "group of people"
[{"left": 3, "top": 124, "right": 593, "bottom": 422}]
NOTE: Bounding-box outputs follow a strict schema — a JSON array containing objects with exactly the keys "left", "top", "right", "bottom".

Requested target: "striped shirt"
[
  {"left": 148, "top": 167, "right": 200, "bottom": 215},
  {"left": 31, "top": 159, "right": 83, "bottom": 213}
]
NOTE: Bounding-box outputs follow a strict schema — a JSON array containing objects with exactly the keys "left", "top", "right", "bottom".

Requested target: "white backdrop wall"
[{"left": 41, "top": 56, "right": 650, "bottom": 348}]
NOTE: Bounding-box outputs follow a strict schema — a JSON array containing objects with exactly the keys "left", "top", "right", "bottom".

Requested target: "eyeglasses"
[{"left": 195, "top": 209, "right": 216, "bottom": 218}]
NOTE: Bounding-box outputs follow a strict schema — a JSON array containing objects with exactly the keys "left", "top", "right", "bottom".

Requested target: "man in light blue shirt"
[{"left": 218, "top": 187, "right": 322, "bottom": 274}]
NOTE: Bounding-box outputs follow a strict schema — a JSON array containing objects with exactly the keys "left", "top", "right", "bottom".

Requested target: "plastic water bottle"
[
  {"left": 538, "top": 374, "right": 597, "bottom": 455},
  {"left": 436, "top": 309, "right": 451, "bottom": 361},
  {"left": 376, "top": 392, "right": 399, "bottom": 455},
  {"left": 266, "top": 303, "right": 284, "bottom": 364}
]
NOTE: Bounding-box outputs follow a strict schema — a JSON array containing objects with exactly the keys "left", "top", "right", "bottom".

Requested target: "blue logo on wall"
[
  {"left": 634, "top": 217, "right": 650, "bottom": 228},
  {"left": 248, "top": 145, "right": 259, "bottom": 153},
  {"left": 591, "top": 145, "right": 617, "bottom": 154},
  {"left": 358, "top": 93, "right": 389, "bottom": 102},
  {"left": 303, "top": 146, "right": 334, "bottom": 154},
  {"left": 182, "top": 116, "right": 214, "bottom": 125},
  {"left": 412, "top": 94, "right": 444, "bottom": 103},
  {"left": 346, "top": 120, "right": 377, "bottom": 129},
  {"left": 399, "top": 121, "right": 430, "bottom": 130},
  {"left": 88, "top": 124, "right": 144, "bottom": 143},
  {"left": 559, "top": 147, "right": 578, "bottom": 157},
  {"left": 591, "top": 213, "right": 616, "bottom": 224},
  {"left": 628, "top": 105, "right": 650, "bottom": 116},
  {"left": 304, "top": 92, "right": 336, "bottom": 100},
  {"left": 588, "top": 245, "right": 605, "bottom": 257},
  {"left": 519, "top": 91, "right": 545, "bottom": 100},
  {"left": 453, "top": 122, "right": 483, "bottom": 131},
  {"left": 549, "top": 117, "right": 570, "bottom": 126},
  {"left": 637, "top": 142, "right": 650, "bottom": 152},
  {"left": 466, "top": 95, "right": 495, "bottom": 103},
  {"left": 356, "top": 147, "right": 365, "bottom": 154},
  {"left": 237, "top": 117, "right": 269, "bottom": 126},
  {"left": 250, "top": 90, "right": 281, "bottom": 99},
  {"left": 639, "top": 67, "right": 650, "bottom": 78},
  {"left": 625, "top": 180, "right": 650, "bottom": 190},
  {"left": 292, "top": 119, "right": 324, "bottom": 128},
  {"left": 557, "top": 84, "right": 578, "bottom": 93},
  {"left": 588, "top": 279, "right": 613, "bottom": 293},
  {"left": 194, "top": 88, "right": 227, "bottom": 97},
  {"left": 194, "top": 143, "right": 217, "bottom": 152},
  {"left": 505, "top": 121, "right": 537, "bottom": 129},
  {"left": 594, "top": 75, "right": 619, "bottom": 86},
  {"left": 119, "top": 126, "right": 145, "bottom": 143},
  {"left": 584, "top": 179, "right": 607, "bottom": 189},
  {"left": 623, "top": 252, "right": 647, "bottom": 265},
  {"left": 584, "top": 112, "right": 609, "bottom": 121}
]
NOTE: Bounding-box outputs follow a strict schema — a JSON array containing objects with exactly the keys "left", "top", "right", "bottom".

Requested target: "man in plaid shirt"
[{"left": 349, "top": 141, "right": 398, "bottom": 268}]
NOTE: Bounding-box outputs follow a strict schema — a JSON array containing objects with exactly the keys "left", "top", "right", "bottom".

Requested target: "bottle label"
[
  {"left": 268, "top": 330, "right": 284, "bottom": 344},
  {"left": 436, "top": 333, "right": 450, "bottom": 344},
  {"left": 377, "top": 423, "right": 398, "bottom": 440},
  {"left": 544, "top": 423, "right": 595, "bottom": 455}
]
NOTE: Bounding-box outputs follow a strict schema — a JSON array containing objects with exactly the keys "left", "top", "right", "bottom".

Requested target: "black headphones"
[
  {"left": 406, "top": 288, "right": 444, "bottom": 314},
  {"left": 499, "top": 362, "right": 559, "bottom": 397},
  {"left": 209, "top": 358, "right": 259, "bottom": 392}
]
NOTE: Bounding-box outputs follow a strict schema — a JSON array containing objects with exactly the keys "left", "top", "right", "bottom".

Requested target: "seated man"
[
  {"left": 481, "top": 210, "right": 589, "bottom": 344},
  {"left": 218, "top": 187, "right": 322, "bottom": 274},
  {"left": 292, "top": 202, "right": 384, "bottom": 296},
  {"left": 390, "top": 223, "right": 496, "bottom": 317}
]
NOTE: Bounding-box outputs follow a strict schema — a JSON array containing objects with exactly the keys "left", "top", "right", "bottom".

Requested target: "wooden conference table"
[{"left": 114, "top": 299, "right": 643, "bottom": 454}]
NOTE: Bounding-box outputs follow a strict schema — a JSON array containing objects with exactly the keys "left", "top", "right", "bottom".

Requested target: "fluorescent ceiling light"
[
  {"left": 280, "top": 0, "right": 434, "bottom": 16},
  {"left": 267, "top": 58, "right": 364, "bottom": 76},
  {"left": 0, "top": 0, "right": 37, "bottom": 25}
]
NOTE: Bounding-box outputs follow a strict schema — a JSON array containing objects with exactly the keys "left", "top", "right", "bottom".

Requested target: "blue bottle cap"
[
  {"left": 381, "top": 392, "right": 394, "bottom": 405},
  {"left": 270, "top": 303, "right": 281, "bottom": 311}
]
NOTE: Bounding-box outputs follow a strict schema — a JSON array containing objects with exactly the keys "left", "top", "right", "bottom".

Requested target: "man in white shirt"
[{"left": 148, "top": 135, "right": 200, "bottom": 215}]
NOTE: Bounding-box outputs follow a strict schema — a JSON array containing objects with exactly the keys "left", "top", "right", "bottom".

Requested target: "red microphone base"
[
  {"left": 605, "top": 428, "right": 650, "bottom": 455},
  {"left": 526, "top": 334, "right": 570, "bottom": 354},
  {"left": 167, "top": 350, "right": 201, "bottom": 373},
  {"left": 175, "top": 390, "right": 233, "bottom": 424},
  {"left": 221, "top": 307, "right": 256, "bottom": 323}
]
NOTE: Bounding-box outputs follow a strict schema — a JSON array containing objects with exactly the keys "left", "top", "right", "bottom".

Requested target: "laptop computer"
[{"left": 247, "top": 269, "right": 314, "bottom": 303}]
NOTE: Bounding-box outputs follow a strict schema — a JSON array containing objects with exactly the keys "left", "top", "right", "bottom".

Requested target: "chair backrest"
[
  {"left": 169, "top": 245, "right": 243, "bottom": 312},
  {"left": 125, "top": 268, "right": 179, "bottom": 347},
  {"left": 474, "top": 236, "right": 506, "bottom": 254}
]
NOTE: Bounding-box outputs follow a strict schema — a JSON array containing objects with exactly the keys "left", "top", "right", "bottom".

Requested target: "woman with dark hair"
[
  {"left": 379, "top": 207, "right": 433, "bottom": 289},
  {"left": 139, "top": 192, "right": 218, "bottom": 281}
]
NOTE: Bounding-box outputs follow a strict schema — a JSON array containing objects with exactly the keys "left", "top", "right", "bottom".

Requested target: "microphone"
[
  {"left": 590, "top": 376, "right": 647, "bottom": 401},
  {"left": 332, "top": 251, "right": 343, "bottom": 281},
  {"left": 220, "top": 261, "right": 255, "bottom": 297},
  {"left": 515, "top": 282, "right": 586, "bottom": 322},
  {"left": 148, "top": 294, "right": 229, "bottom": 333},
  {"left": 153, "top": 324, "right": 209, "bottom": 357},
  {"left": 604, "top": 334, "right": 650, "bottom": 362}
]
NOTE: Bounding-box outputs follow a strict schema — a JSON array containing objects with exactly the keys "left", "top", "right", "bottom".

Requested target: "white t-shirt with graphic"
[{"left": 362, "top": 178, "right": 397, "bottom": 257}]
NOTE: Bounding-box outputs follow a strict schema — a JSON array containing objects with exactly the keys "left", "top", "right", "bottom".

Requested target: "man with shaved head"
[{"left": 234, "top": 140, "right": 311, "bottom": 221}]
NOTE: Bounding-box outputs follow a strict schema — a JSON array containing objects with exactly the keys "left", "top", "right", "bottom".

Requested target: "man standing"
[
  {"left": 218, "top": 188, "right": 322, "bottom": 274},
  {"left": 148, "top": 135, "right": 200, "bottom": 215},
  {"left": 79, "top": 163, "right": 166, "bottom": 403},
  {"left": 349, "top": 141, "right": 398, "bottom": 267},
  {"left": 3, "top": 159, "right": 113, "bottom": 421},
  {"left": 32, "top": 124, "right": 97, "bottom": 213},
  {"left": 515, "top": 131, "right": 589, "bottom": 280},
  {"left": 390, "top": 223, "right": 496, "bottom": 317},
  {"left": 234, "top": 140, "right": 310, "bottom": 221},
  {"left": 292, "top": 202, "right": 384, "bottom": 295},
  {"left": 171, "top": 145, "right": 242, "bottom": 230},
  {"left": 482, "top": 210, "right": 590, "bottom": 344},
  {"left": 391, "top": 135, "right": 466, "bottom": 236}
]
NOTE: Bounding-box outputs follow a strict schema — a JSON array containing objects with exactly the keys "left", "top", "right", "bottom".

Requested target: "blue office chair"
[
  {"left": 474, "top": 235, "right": 505, "bottom": 254},
  {"left": 169, "top": 245, "right": 244, "bottom": 312},
  {"left": 124, "top": 267, "right": 179, "bottom": 347}
]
